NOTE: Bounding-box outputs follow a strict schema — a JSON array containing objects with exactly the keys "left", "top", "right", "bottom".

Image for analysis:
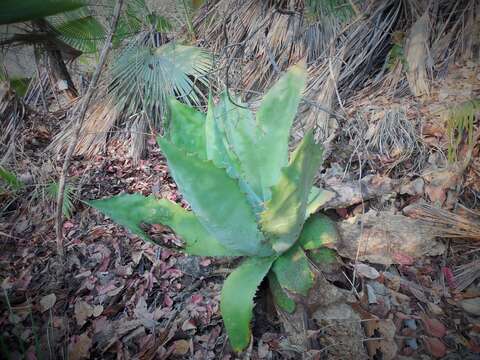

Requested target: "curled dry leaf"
[
  {"left": 421, "top": 316, "right": 446, "bottom": 338},
  {"left": 92, "top": 305, "right": 104, "bottom": 318},
  {"left": 74, "top": 300, "right": 94, "bottom": 326},
  {"left": 68, "top": 332, "right": 92, "bottom": 360},
  {"left": 422, "top": 336, "right": 446, "bottom": 358},
  {"left": 39, "top": 293, "right": 56, "bottom": 312},
  {"left": 354, "top": 263, "right": 380, "bottom": 279},
  {"left": 172, "top": 339, "right": 190, "bottom": 356}
]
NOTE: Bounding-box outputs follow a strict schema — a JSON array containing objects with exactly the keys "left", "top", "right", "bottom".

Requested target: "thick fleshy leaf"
[
  {"left": 268, "top": 272, "right": 296, "bottom": 313},
  {"left": 205, "top": 95, "right": 241, "bottom": 177},
  {"left": 218, "top": 64, "right": 307, "bottom": 201},
  {"left": 272, "top": 245, "right": 314, "bottom": 297},
  {"left": 298, "top": 214, "right": 338, "bottom": 250},
  {"left": 0, "top": 0, "right": 84, "bottom": 25},
  {"left": 221, "top": 257, "right": 275, "bottom": 352},
  {"left": 213, "top": 94, "right": 264, "bottom": 212},
  {"left": 308, "top": 248, "right": 337, "bottom": 264},
  {"left": 260, "top": 131, "right": 324, "bottom": 253},
  {"left": 252, "top": 64, "right": 307, "bottom": 200},
  {"left": 306, "top": 186, "right": 335, "bottom": 217},
  {"left": 158, "top": 138, "right": 273, "bottom": 256},
  {"left": 168, "top": 97, "right": 207, "bottom": 159},
  {"left": 87, "top": 194, "right": 239, "bottom": 256}
]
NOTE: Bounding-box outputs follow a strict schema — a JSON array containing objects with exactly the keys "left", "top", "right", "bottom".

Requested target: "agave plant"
[{"left": 88, "top": 64, "right": 338, "bottom": 352}]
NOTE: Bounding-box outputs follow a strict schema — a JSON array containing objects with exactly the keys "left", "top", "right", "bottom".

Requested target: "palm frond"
[
  {"left": 109, "top": 40, "right": 211, "bottom": 127},
  {"left": 46, "top": 181, "right": 74, "bottom": 219},
  {"left": 0, "top": 166, "right": 23, "bottom": 191},
  {"left": 446, "top": 99, "right": 479, "bottom": 163},
  {"left": 0, "top": 0, "right": 84, "bottom": 25},
  {"left": 306, "top": 0, "right": 355, "bottom": 22},
  {"left": 52, "top": 15, "right": 106, "bottom": 53}
]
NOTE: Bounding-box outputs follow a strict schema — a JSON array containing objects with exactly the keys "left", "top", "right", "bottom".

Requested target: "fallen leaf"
[
  {"left": 181, "top": 319, "right": 197, "bottom": 331},
  {"left": 134, "top": 297, "right": 157, "bottom": 328},
  {"left": 422, "top": 336, "right": 446, "bottom": 358},
  {"left": 355, "top": 263, "right": 380, "bottom": 279},
  {"left": 68, "top": 333, "right": 92, "bottom": 360},
  {"left": 172, "top": 339, "right": 190, "bottom": 356},
  {"left": 421, "top": 316, "right": 446, "bottom": 338},
  {"left": 40, "top": 293, "right": 56, "bottom": 312},
  {"left": 459, "top": 297, "right": 480, "bottom": 316},
  {"left": 74, "top": 300, "right": 93, "bottom": 326},
  {"left": 92, "top": 305, "right": 103, "bottom": 318}
]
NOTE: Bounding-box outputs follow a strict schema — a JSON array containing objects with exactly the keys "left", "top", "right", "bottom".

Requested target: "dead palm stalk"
[{"left": 55, "top": 0, "right": 124, "bottom": 258}]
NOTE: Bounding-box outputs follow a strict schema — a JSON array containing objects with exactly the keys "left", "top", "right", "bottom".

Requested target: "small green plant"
[
  {"left": 0, "top": 166, "right": 24, "bottom": 191},
  {"left": 88, "top": 64, "right": 338, "bottom": 352},
  {"left": 446, "top": 99, "right": 479, "bottom": 163},
  {"left": 386, "top": 31, "right": 407, "bottom": 71}
]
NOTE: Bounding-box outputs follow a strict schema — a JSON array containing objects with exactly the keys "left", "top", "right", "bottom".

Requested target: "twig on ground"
[{"left": 55, "top": 0, "right": 124, "bottom": 258}]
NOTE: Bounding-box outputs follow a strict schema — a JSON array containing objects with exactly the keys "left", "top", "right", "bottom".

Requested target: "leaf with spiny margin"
[
  {"left": 168, "top": 97, "right": 206, "bottom": 159},
  {"left": 260, "top": 131, "right": 324, "bottom": 253},
  {"left": 271, "top": 244, "right": 314, "bottom": 296},
  {"left": 268, "top": 272, "right": 296, "bottom": 313},
  {"left": 213, "top": 93, "right": 263, "bottom": 212},
  {"left": 158, "top": 138, "right": 273, "bottom": 256},
  {"left": 252, "top": 63, "right": 307, "bottom": 200},
  {"left": 218, "top": 64, "right": 307, "bottom": 202},
  {"left": 221, "top": 256, "right": 275, "bottom": 352},
  {"left": 306, "top": 186, "right": 335, "bottom": 217},
  {"left": 205, "top": 95, "right": 241, "bottom": 178},
  {"left": 298, "top": 213, "right": 338, "bottom": 250},
  {"left": 87, "top": 193, "right": 239, "bottom": 256}
]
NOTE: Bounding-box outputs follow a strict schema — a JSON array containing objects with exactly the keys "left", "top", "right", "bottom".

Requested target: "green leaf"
[
  {"left": 218, "top": 65, "right": 307, "bottom": 202},
  {"left": 47, "top": 181, "right": 74, "bottom": 218},
  {"left": 205, "top": 95, "right": 240, "bottom": 177},
  {"left": 146, "top": 13, "right": 172, "bottom": 32},
  {"left": 221, "top": 256, "right": 275, "bottom": 352},
  {"left": 168, "top": 97, "right": 206, "bottom": 159},
  {"left": 272, "top": 244, "right": 314, "bottom": 297},
  {"left": 306, "top": 186, "right": 335, "bottom": 217},
  {"left": 268, "top": 272, "right": 296, "bottom": 313},
  {"left": 298, "top": 213, "right": 338, "bottom": 250},
  {"left": 109, "top": 42, "right": 211, "bottom": 128},
  {"left": 308, "top": 248, "right": 337, "bottom": 265},
  {"left": 54, "top": 15, "right": 106, "bottom": 53},
  {"left": 0, "top": 0, "right": 84, "bottom": 25},
  {"left": 260, "top": 131, "right": 324, "bottom": 253},
  {"left": 216, "top": 93, "right": 264, "bottom": 214},
  {"left": 158, "top": 138, "right": 273, "bottom": 256},
  {"left": 87, "top": 193, "right": 240, "bottom": 256},
  {"left": 0, "top": 166, "right": 23, "bottom": 190},
  {"left": 9, "top": 78, "right": 31, "bottom": 97}
]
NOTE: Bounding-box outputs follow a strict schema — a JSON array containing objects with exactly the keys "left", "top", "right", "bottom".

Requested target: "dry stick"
[{"left": 55, "top": 0, "right": 124, "bottom": 258}]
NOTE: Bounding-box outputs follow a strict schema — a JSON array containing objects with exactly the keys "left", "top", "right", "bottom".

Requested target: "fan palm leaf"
[
  {"left": 109, "top": 40, "right": 211, "bottom": 128},
  {"left": 49, "top": 13, "right": 106, "bottom": 53}
]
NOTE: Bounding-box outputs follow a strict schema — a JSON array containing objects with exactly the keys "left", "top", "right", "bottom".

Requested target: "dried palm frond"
[
  {"left": 346, "top": 107, "right": 427, "bottom": 176},
  {"left": 0, "top": 81, "right": 25, "bottom": 164},
  {"left": 404, "top": 203, "right": 480, "bottom": 240},
  {"left": 196, "top": 0, "right": 402, "bottom": 141},
  {"left": 430, "top": 0, "right": 479, "bottom": 73},
  {"left": 405, "top": 11, "right": 431, "bottom": 97},
  {"left": 453, "top": 260, "right": 480, "bottom": 292}
]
